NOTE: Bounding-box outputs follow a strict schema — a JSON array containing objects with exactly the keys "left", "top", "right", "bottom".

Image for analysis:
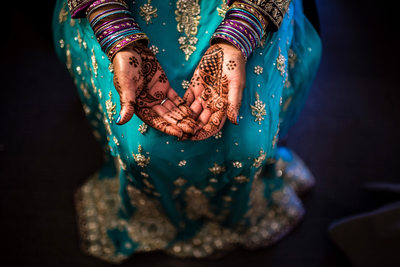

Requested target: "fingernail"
[{"left": 116, "top": 115, "right": 121, "bottom": 124}]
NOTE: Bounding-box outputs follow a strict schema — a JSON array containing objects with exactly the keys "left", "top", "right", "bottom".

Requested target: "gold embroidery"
[
  {"left": 149, "top": 45, "right": 159, "bottom": 55},
  {"left": 133, "top": 145, "right": 150, "bottom": 168},
  {"left": 75, "top": 29, "right": 83, "bottom": 48},
  {"left": 234, "top": 175, "right": 250, "bottom": 183},
  {"left": 66, "top": 44, "right": 72, "bottom": 73},
  {"left": 175, "top": 0, "right": 201, "bottom": 60},
  {"left": 91, "top": 48, "right": 98, "bottom": 78},
  {"left": 184, "top": 186, "right": 214, "bottom": 220},
  {"left": 140, "top": 0, "right": 158, "bottom": 24},
  {"left": 178, "top": 160, "right": 187, "bottom": 167},
  {"left": 113, "top": 136, "right": 120, "bottom": 146},
  {"left": 272, "top": 123, "right": 280, "bottom": 148},
  {"left": 174, "top": 177, "right": 187, "bottom": 187},
  {"left": 244, "top": 169, "right": 268, "bottom": 225},
  {"left": 254, "top": 65, "right": 263, "bottom": 75},
  {"left": 181, "top": 80, "right": 190, "bottom": 90},
  {"left": 59, "top": 39, "right": 65, "bottom": 49},
  {"left": 217, "top": 0, "right": 228, "bottom": 17},
  {"left": 282, "top": 96, "right": 292, "bottom": 112},
  {"left": 253, "top": 148, "right": 267, "bottom": 168},
  {"left": 208, "top": 162, "right": 226, "bottom": 175},
  {"left": 276, "top": 47, "right": 286, "bottom": 76},
  {"left": 250, "top": 92, "right": 266, "bottom": 125},
  {"left": 105, "top": 91, "right": 116, "bottom": 122},
  {"left": 138, "top": 123, "right": 148, "bottom": 134},
  {"left": 59, "top": 3, "right": 68, "bottom": 24},
  {"left": 233, "top": 161, "right": 243, "bottom": 168}
]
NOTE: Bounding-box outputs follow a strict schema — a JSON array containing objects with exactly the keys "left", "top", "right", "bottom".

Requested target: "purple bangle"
[
  {"left": 218, "top": 22, "right": 254, "bottom": 52},
  {"left": 222, "top": 19, "right": 258, "bottom": 49},
  {"left": 96, "top": 20, "right": 139, "bottom": 40},
  {"left": 227, "top": 9, "right": 264, "bottom": 37},
  {"left": 86, "top": 0, "right": 128, "bottom": 17},
  {"left": 108, "top": 33, "right": 149, "bottom": 60},
  {"left": 89, "top": 7, "right": 126, "bottom": 24},
  {"left": 93, "top": 17, "right": 135, "bottom": 34}
]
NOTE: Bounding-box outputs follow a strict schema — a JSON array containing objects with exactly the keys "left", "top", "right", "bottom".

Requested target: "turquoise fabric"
[{"left": 52, "top": 0, "right": 321, "bottom": 263}]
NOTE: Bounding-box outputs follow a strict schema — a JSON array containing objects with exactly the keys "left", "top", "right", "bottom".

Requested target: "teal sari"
[{"left": 52, "top": 0, "right": 321, "bottom": 263}]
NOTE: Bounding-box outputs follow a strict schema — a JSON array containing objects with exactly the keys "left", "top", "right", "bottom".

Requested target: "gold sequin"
[
  {"left": 208, "top": 162, "right": 226, "bottom": 175},
  {"left": 250, "top": 92, "right": 266, "bottom": 125},
  {"left": 113, "top": 136, "right": 120, "bottom": 146},
  {"left": 174, "top": 177, "right": 187, "bottom": 187}
]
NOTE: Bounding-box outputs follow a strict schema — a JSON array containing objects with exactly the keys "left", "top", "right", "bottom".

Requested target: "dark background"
[{"left": 1, "top": 0, "right": 399, "bottom": 266}]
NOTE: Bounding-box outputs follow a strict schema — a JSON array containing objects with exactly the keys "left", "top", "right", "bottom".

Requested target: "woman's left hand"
[{"left": 183, "top": 42, "right": 246, "bottom": 140}]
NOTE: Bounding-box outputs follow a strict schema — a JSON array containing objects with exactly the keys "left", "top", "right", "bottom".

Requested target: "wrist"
[{"left": 86, "top": 0, "right": 149, "bottom": 61}]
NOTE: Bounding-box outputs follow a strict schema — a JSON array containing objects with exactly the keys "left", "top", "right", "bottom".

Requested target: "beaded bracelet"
[{"left": 86, "top": 0, "right": 149, "bottom": 61}]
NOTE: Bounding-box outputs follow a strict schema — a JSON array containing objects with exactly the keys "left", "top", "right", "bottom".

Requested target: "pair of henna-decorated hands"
[{"left": 113, "top": 41, "right": 246, "bottom": 140}]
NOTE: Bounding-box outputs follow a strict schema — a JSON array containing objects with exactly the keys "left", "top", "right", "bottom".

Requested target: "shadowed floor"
[{"left": 1, "top": 0, "right": 399, "bottom": 266}]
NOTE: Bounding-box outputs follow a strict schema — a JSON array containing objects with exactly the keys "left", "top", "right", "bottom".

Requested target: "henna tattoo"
[
  {"left": 129, "top": 56, "right": 139, "bottom": 67},
  {"left": 226, "top": 60, "right": 237, "bottom": 71},
  {"left": 192, "top": 45, "right": 230, "bottom": 140},
  {"left": 158, "top": 73, "right": 167, "bottom": 83}
]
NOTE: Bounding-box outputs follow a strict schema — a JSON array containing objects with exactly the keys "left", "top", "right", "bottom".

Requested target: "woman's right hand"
[{"left": 113, "top": 43, "right": 198, "bottom": 138}]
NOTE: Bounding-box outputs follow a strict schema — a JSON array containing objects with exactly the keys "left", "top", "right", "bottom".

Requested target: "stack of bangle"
[
  {"left": 86, "top": 0, "right": 149, "bottom": 61},
  {"left": 211, "top": 1, "right": 266, "bottom": 60}
]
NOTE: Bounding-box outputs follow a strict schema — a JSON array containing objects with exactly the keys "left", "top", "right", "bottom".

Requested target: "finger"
[
  {"left": 192, "top": 110, "right": 226, "bottom": 141},
  {"left": 189, "top": 96, "right": 204, "bottom": 119},
  {"left": 152, "top": 103, "right": 197, "bottom": 134},
  {"left": 114, "top": 77, "right": 137, "bottom": 125},
  {"left": 135, "top": 107, "right": 183, "bottom": 138},
  {"left": 227, "top": 82, "right": 244, "bottom": 125},
  {"left": 167, "top": 89, "right": 193, "bottom": 117}
]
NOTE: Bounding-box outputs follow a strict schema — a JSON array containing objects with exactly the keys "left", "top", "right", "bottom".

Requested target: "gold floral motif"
[
  {"left": 175, "top": 0, "right": 201, "bottom": 60},
  {"left": 105, "top": 91, "right": 116, "bottom": 122},
  {"left": 217, "top": 0, "right": 229, "bottom": 17},
  {"left": 133, "top": 145, "right": 150, "bottom": 168},
  {"left": 140, "top": 0, "right": 158, "bottom": 24},
  {"left": 181, "top": 80, "right": 190, "bottom": 90},
  {"left": 233, "top": 161, "right": 243, "bottom": 168},
  {"left": 276, "top": 47, "right": 286, "bottom": 76},
  {"left": 253, "top": 148, "right": 267, "bottom": 168},
  {"left": 59, "top": 3, "right": 68, "bottom": 24},
  {"left": 91, "top": 48, "right": 98, "bottom": 78},
  {"left": 208, "top": 162, "right": 226, "bottom": 175},
  {"left": 138, "top": 123, "right": 148, "bottom": 134},
  {"left": 184, "top": 186, "right": 214, "bottom": 220},
  {"left": 250, "top": 92, "right": 266, "bottom": 125},
  {"left": 75, "top": 29, "right": 82, "bottom": 48},
  {"left": 149, "top": 45, "right": 159, "bottom": 55},
  {"left": 76, "top": 165, "right": 305, "bottom": 262},
  {"left": 254, "top": 65, "right": 263, "bottom": 75},
  {"left": 174, "top": 177, "right": 187, "bottom": 187}
]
